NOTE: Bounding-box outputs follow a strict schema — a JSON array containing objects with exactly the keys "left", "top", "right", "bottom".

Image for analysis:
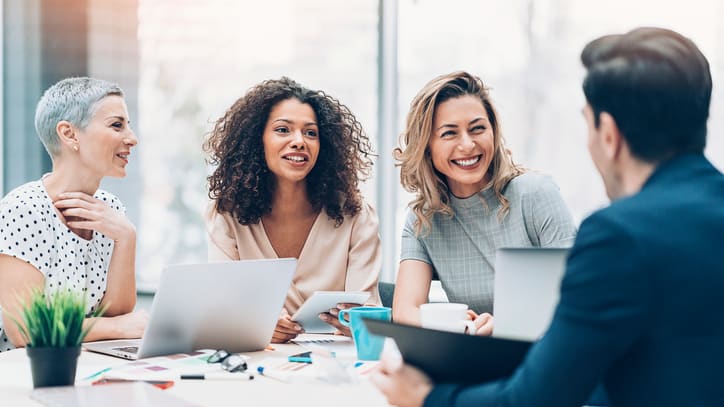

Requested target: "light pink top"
[{"left": 205, "top": 202, "right": 381, "bottom": 314}]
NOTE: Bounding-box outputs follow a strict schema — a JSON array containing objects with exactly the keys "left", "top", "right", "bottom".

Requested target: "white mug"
[{"left": 420, "top": 303, "right": 476, "bottom": 335}]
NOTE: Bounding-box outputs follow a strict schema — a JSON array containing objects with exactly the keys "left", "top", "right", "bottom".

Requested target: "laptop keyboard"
[{"left": 112, "top": 346, "right": 139, "bottom": 354}]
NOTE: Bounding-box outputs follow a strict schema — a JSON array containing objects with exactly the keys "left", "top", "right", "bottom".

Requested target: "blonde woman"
[{"left": 393, "top": 71, "right": 576, "bottom": 333}]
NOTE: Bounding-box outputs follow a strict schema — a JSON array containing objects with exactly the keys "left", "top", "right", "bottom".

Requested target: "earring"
[{"left": 73, "top": 145, "right": 79, "bottom": 152}]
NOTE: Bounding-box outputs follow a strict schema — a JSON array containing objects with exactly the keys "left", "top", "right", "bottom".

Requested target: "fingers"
[
  {"left": 276, "top": 315, "right": 303, "bottom": 335},
  {"left": 336, "top": 302, "right": 361, "bottom": 310},
  {"left": 474, "top": 313, "right": 494, "bottom": 336},
  {"left": 53, "top": 198, "right": 95, "bottom": 210},
  {"left": 319, "top": 311, "right": 352, "bottom": 336},
  {"left": 57, "top": 192, "right": 96, "bottom": 202},
  {"left": 467, "top": 309, "right": 478, "bottom": 320},
  {"left": 271, "top": 330, "right": 297, "bottom": 343},
  {"left": 272, "top": 316, "right": 301, "bottom": 343},
  {"left": 55, "top": 207, "right": 95, "bottom": 221}
]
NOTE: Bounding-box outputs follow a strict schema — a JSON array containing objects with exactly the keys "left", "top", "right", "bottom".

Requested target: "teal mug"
[{"left": 338, "top": 306, "right": 392, "bottom": 360}]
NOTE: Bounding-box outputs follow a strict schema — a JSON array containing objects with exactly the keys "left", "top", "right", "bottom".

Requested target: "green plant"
[{"left": 14, "top": 288, "right": 106, "bottom": 348}]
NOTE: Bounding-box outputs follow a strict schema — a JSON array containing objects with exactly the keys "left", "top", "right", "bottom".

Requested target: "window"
[
  {"left": 132, "top": 0, "right": 379, "bottom": 285},
  {"left": 3, "top": 0, "right": 724, "bottom": 287}
]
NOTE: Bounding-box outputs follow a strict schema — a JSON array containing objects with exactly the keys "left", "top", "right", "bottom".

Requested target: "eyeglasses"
[{"left": 207, "top": 349, "right": 248, "bottom": 373}]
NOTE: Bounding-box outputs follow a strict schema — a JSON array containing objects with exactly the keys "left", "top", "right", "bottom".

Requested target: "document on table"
[{"left": 292, "top": 334, "right": 356, "bottom": 359}]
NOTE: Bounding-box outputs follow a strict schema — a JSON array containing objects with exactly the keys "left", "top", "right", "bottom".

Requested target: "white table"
[{"left": 0, "top": 336, "right": 390, "bottom": 406}]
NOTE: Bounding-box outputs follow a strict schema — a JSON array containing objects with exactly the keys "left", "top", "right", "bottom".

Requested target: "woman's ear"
[
  {"left": 56, "top": 120, "right": 78, "bottom": 151},
  {"left": 598, "top": 112, "right": 624, "bottom": 162}
]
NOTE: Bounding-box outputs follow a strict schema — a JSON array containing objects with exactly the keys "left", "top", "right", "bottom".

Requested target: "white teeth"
[
  {"left": 453, "top": 156, "right": 480, "bottom": 167},
  {"left": 285, "top": 156, "right": 305, "bottom": 162}
]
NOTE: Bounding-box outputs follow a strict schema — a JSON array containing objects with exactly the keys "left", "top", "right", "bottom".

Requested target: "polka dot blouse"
[{"left": 0, "top": 180, "right": 124, "bottom": 352}]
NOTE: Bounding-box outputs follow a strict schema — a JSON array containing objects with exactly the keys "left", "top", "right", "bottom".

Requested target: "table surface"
[{"left": 0, "top": 335, "right": 390, "bottom": 406}]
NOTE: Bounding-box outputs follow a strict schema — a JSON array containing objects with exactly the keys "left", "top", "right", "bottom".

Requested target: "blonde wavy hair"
[{"left": 395, "top": 71, "right": 525, "bottom": 235}]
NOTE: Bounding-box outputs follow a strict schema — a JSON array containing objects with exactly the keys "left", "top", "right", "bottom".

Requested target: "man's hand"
[{"left": 371, "top": 344, "right": 433, "bottom": 407}]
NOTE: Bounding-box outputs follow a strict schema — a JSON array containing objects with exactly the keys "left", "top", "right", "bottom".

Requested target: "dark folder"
[{"left": 364, "top": 319, "right": 532, "bottom": 385}]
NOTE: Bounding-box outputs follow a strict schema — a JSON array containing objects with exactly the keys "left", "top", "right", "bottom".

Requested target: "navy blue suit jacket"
[{"left": 425, "top": 154, "right": 724, "bottom": 407}]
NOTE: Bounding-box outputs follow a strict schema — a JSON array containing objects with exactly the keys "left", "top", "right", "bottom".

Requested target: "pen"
[
  {"left": 181, "top": 372, "right": 254, "bottom": 381},
  {"left": 83, "top": 367, "right": 112, "bottom": 380},
  {"left": 256, "top": 366, "right": 292, "bottom": 383}
]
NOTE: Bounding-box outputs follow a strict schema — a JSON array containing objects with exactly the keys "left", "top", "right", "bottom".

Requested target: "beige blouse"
[{"left": 205, "top": 202, "right": 381, "bottom": 314}]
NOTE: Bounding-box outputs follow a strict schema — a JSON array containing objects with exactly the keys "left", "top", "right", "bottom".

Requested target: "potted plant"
[{"left": 13, "top": 288, "right": 105, "bottom": 387}]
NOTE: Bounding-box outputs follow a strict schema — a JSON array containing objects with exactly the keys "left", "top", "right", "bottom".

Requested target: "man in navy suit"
[{"left": 372, "top": 27, "right": 724, "bottom": 407}]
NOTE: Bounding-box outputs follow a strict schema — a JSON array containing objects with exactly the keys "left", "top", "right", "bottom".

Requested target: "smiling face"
[
  {"left": 262, "top": 98, "right": 320, "bottom": 186},
  {"left": 76, "top": 95, "right": 137, "bottom": 178},
  {"left": 428, "top": 95, "right": 495, "bottom": 198}
]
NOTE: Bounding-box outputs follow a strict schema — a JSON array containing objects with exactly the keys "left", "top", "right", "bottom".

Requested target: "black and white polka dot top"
[{"left": 0, "top": 180, "right": 124, "bottom": 352}]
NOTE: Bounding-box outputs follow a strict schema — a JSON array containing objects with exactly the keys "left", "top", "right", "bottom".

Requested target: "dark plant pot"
[{"left": 26, "top": 346, "right": 81, "bottom": 388}]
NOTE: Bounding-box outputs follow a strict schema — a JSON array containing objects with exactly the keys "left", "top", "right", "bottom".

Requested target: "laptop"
[
  {"left": 364, "top": 319, "right": 532, "bottom": 384},
  {"left": 493, "top": 247, "right": 569, "bottom": 341},
  {"left": 84, "top": 259, "right": 296, "bottom": 359}
]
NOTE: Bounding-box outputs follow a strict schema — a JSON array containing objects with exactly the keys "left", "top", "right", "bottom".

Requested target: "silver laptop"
[
  {"left": 493, "top": 248, "right": 569, "bottom": 341},
  {"left": 84, "top": 258, "right": 296, "bottom": 359}
]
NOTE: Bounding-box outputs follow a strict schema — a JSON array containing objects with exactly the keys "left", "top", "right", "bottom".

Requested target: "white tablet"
[{"left": 291, "top": 291, "right": 371, "bottom": 333}]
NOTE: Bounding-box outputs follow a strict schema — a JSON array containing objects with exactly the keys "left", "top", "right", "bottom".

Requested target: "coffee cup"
[
  {"left": 338, "top": 306, "right": 392, "bottom": 360},
  {"left": 420, "top": 303, "right": 476, "bottom": 335}
]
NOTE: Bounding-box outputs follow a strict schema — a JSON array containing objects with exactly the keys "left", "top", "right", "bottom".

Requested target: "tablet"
[{"left": 291, "top": 291, "right": 371, "bottom": 333}]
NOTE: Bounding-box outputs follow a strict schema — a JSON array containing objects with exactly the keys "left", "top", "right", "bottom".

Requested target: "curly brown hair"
[{"left": 204, "top": 77, "right": 373, "bottom": 227}]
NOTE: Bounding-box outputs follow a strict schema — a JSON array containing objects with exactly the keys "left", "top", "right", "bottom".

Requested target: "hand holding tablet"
[{"left": 291, "top": 291, "right": 371, "bottom": 333}]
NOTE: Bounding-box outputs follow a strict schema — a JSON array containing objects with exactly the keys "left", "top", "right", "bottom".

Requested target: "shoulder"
[
  {"left": 0, "top": 181, "right": 50, "bottom": 217},
  {"left": 205, "top": 200, "right": 246, "bottom": 233},
  {"left": 505, "top": 172, "right": 560, "bottom": 197},
  {"left": 94, "top": 189, "right": 124, "bottom": 211},
  {"left": 337, "top": 199, "right": 379, "bottom": 230}
]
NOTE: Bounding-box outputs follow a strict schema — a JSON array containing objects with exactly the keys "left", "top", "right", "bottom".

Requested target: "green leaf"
[{"left": 11, "top": 288, "right": 105, "bottom": 348}]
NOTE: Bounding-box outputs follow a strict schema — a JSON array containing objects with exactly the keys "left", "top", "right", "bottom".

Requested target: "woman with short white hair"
[{"left": 0, "top": 77, "right": 148, "bottom": 351}]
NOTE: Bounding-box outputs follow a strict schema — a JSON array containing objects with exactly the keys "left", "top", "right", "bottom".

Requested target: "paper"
[{"left": 84, "top": 350, "right": 248, "bottom": 381}]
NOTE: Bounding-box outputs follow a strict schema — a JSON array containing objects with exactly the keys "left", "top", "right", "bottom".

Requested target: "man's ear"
[
  {"left": 598, "top": 112, "right": 624, "bottom": 161},
  {"left": 56, "top": 120, "right": 78, "bottom": 149}
]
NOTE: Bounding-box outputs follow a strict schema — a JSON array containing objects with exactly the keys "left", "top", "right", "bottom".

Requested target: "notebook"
[{"left": 84, "top": 259, "right": 296, "bottom": 359}]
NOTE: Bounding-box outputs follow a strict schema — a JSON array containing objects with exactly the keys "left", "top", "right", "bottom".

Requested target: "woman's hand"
[
  {"left": 272, "top": 309, "right": 303, "bottom": 343},
  {"left": 318, "top": 302, "right": 361, "bottom": 336},
  {"left": 467, "top": 310, "right": 495, "bottom": 336},
  {"left": 85, "top": 310, "right": 149, "bottom": 342},
  {"left": 110, "top": 310, "right": 149, "bottom": 338},
  {"left": 54, "top": 192, "right": 135, "bottom": 242}
]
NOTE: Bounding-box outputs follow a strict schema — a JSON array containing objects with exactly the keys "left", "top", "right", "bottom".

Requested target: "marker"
[{"left": 181, "top": 372, "right": 254, "bottom": 381}]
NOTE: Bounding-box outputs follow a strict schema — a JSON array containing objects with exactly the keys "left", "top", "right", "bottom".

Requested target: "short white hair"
[{"left": 34, "top": 77, "right": 124, "bottom": 157}]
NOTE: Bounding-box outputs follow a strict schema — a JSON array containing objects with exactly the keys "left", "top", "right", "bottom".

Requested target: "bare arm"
[
  {"left": 99, "top": 232, "right": 137, "bottom": 316},
  {"left": 0, "top": 255, "right": 45, "bottom": 347},
  {"left": 54, "top": 192, "right": 137, "bottom": 315},
  {"left": 392, "top": 259, "right": 433, "bottom": 326},
  {"left": 0, "top": 255, "right": 147, "bottom": 347}
]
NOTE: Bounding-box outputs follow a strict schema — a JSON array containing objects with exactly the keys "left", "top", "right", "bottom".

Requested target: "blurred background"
[{"left": 3, "top": 0, "right": 723, "bottom": 290}]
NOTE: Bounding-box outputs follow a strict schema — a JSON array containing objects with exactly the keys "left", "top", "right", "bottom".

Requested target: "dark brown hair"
[{"left": 204, "top": 77, "right": 373, "bottom": 226}]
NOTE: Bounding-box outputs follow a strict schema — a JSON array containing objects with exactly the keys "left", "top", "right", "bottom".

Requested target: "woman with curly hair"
[
  {"left": 204, "top": 77, "right": 381, "bottom": 343},
  {"left": 393, "top": 71, "right": 576, "bottom": 334}
]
